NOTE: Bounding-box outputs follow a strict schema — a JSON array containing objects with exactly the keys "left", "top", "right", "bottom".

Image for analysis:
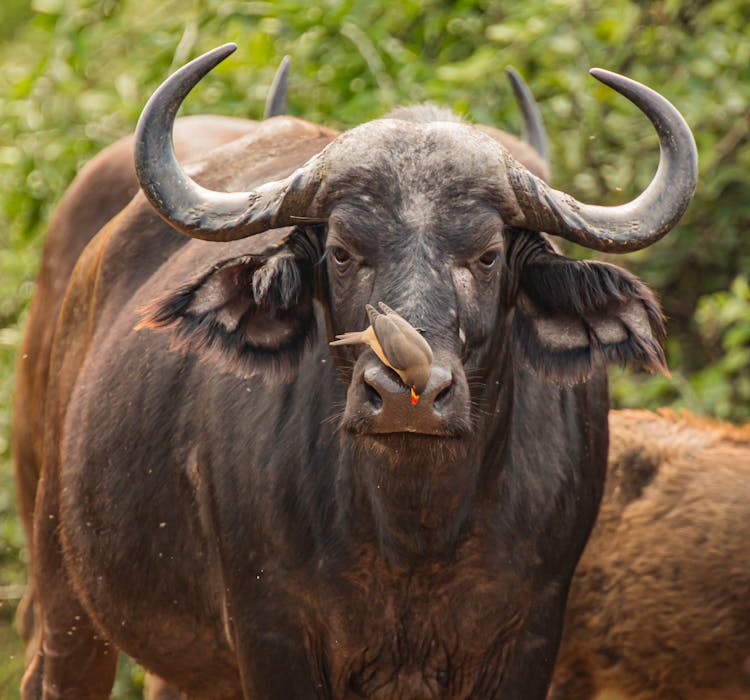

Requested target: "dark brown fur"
[
  {"left": 12, "top": 114, "right": 308, "bottom": 694},
  {"left": 550, "top": 409, "right": 750, "bottom": 700},
  {"left": 13, "top": 114, "right": 259, "bottom": 551}
]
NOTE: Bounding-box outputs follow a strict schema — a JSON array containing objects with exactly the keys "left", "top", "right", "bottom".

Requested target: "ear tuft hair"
[
  {"left": 136, "top": 250, "right": 316, "bottom": 379},
  {"left": 252, "top": 254, "right": 301, "bottom": 309}
]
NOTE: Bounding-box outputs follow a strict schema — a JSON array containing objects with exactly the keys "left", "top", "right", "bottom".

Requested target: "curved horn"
[
  {"left": 264, "top": 55, "right": 290, "bottom": 119},
  {"left": 508, "top": 69, "right": 698, "bottom": 253},
  {"left": 505, "top": 66, "right": 549, "bottom": 167},
  {"left": 135, "top": 44, "right": 324, "bottom": 242}
]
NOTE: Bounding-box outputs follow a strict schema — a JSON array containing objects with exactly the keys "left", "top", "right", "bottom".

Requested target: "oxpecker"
[{"left": 330, "top": 302, "right": 434, "bottom": 404}]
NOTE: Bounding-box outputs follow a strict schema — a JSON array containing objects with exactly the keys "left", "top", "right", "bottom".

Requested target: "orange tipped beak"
[{"left": 410, "top": 387, "right": 420, "bottom": 405}]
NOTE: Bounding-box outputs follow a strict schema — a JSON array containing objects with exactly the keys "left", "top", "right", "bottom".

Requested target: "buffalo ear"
[
  {"left": 511, "top": 241, "right": 667, "bottom": 382},
  {"left": 136, "top": 235, "right": 318, "bottom": 378}
]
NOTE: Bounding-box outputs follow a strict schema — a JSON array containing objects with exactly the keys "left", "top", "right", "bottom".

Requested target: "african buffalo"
[
  {"left": 16, "top": 43, "right": 696, "bottom": 699},
  {"left": 550, "top": 409, "right": 750, "bottom": 700}
]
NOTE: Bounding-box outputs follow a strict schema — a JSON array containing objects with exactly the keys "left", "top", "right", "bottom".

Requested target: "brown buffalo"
[
  {"left": 16, "top": 44, "right": 696, "bottom": 699},
  {"left": 551, "top": 409, "right": 750, "bottom": 700}
]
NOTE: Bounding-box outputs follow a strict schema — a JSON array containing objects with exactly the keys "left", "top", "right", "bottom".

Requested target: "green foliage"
[
  {"left": 613, "top": 275, "right": 750, "bottom": 421},
  {"left": 0, "top": 0, "right": 748, "bottom": 696},
  {"left": 0, "top": 600, "right": 24, "bottom": 700}
]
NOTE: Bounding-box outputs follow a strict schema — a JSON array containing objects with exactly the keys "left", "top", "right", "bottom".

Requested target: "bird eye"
[
  {"left": 330, "top": 247, "right": 351, "bottom": 265},
  {"left": 478, "top": 250, "right": 499, "bottom": 268}
]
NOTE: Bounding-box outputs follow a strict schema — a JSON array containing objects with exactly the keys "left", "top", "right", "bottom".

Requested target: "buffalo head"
[{"left": 136, "top": 43, "right": 697, "bottom": 444}]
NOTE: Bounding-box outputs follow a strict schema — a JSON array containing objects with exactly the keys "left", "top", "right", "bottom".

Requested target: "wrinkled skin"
[
  {"left": 18, "top": 103, "right": 668, "bottom": 699},
  {"left": 550, "top": 410, "right": 750, "bottom": 700}
]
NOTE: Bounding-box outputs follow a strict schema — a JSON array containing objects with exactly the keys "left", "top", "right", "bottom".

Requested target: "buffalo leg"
[
  {"left": 38, "top": 615, "right": 117, "bottom": 700},
  {"left": 19, "top": 602, "right": 117, "bottom": 700},
  {"left": 234, "top": 628, "right": 324, "bottom": 699},
  {"left": 18, "top": 593, "right": 43, "bottom": 700},
  {"left": 26, "top": 474, "right": 118, "bottom": 699},
  {"left": 23, "top": 560, "right": 118, "bottom": 700},
  {"left": 20, "top": 642, "right": 43, "bottom": 700},
  {"left": 494, "top": 594, "right": 570, "bottom": 700}
]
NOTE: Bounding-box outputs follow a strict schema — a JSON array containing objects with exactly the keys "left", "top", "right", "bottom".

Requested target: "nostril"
[
  {"left": 433, "top": 382, "right": 453, "bottom": 412},
  {"left": 363, "top": 380, "right": 383, "bottom": 410}
]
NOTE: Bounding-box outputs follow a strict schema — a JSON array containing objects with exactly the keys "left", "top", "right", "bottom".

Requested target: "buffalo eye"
[
  {"left": 478, "top": 250, "right": 500, "bottom": 269},
  {"left": 330, "top": 246, "right": 351, "bottom": 266}
]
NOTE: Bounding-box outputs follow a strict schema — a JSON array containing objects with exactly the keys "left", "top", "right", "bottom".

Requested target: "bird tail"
[{"left": 330, "top": 331, "right": 368, "bottom": 346}]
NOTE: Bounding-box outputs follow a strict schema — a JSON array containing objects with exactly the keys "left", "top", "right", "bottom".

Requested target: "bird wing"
[
  {"left": 332, "top": 303, "right": 434, "bottom": 388},
  {"left": 376, "top": 303, "right": 433, "bottom": 363},
  {"left": 372, "top": 315, "right": 428, "bottom": 372}
]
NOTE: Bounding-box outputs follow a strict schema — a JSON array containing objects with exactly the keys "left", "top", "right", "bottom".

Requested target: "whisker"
[{"left": 321, "top": 400, "right": 347, "bottom": 428}]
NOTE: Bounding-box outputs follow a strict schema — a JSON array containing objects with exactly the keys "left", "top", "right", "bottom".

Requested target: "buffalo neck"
[{"left": 334, "top": 346, "right": 516, "bottom": 564}]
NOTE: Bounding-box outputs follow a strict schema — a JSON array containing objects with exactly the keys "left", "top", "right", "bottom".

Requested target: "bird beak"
[{"left": 410, "top": 387, "right": 420, "bottom": 405}]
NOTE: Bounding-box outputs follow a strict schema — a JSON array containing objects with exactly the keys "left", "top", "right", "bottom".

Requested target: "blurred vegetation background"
[{"left": 0, "top": 0, "right": 748, "bottom": 697}]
